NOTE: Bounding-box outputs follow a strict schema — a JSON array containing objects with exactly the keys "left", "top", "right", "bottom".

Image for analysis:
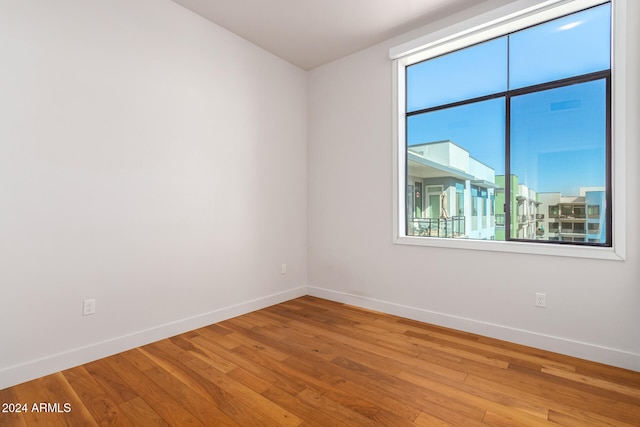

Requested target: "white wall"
[
  {"left": 0, "top": 0, "right": 307, "bottom": 389},
  {"left": 1, "top": 0, "right": 637, "bottom": 391},
  {"left": 307, "top": 0, "right": 640, "bottom": 371}
]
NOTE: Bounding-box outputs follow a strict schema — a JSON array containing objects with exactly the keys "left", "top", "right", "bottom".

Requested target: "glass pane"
[
  {"left": 509, "top": 4, "right": 610, "bottom": 90},
  {"left": 510, "top": 79, "right": 607, "bottom": 244},
  {"left": 406, "top": 37, "right": 507, "bottom": 112},
  {"left": 406, "top": 98, "right": 505, "bottom": 240}
]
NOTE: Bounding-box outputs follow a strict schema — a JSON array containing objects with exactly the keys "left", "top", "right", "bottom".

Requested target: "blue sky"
[
  {"left": 510, "top": 80, "right": 607, "bottom": 195},
  {"left": 406, "top": 3, "right": 610, "bottom": 196}
]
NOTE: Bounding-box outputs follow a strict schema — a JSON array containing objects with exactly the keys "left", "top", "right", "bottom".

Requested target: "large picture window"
[{"left": 392, "top": 0, "right": 625, "bottom": 259}]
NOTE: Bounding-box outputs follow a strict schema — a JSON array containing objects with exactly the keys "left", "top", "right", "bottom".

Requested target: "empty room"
[{"left": 1, "top": 0, "right": 639, "bottom": 425}]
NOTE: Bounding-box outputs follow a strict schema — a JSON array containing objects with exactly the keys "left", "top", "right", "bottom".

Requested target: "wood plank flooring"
[{"left": 1, "top": 296, "right": 639, "bottom": 426}]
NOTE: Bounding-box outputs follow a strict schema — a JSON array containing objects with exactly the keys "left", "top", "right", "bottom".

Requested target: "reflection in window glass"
[
  {"left": 509, "top": 4, "right": 610, "bottom": 89},
  {"left": 510, "top": 79, "right": 607, "bottom": 243},
  {"left": 511, "top": 80, "right": 607, "bottom": 195},
  {"left": 406, "top": 37, "right": 507, "bottom": 112}
]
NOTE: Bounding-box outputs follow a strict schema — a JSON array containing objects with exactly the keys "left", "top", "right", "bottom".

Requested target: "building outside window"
[{"left": 399, "top": 0, "right": 613, "bottom": 249}]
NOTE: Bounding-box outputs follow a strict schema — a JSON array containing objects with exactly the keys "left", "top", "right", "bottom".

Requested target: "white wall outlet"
[
  {"left": 535, "top": 293, "right": 547, "bottom": 308},
  {"left": 281, "top": 263, "right": 287, "bottom": 274},
  {"left": 83, "top": 299, "right": 96, "bottom": 316}
]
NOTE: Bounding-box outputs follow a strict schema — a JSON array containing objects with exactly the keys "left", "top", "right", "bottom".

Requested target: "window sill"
[{"left": 393, "top": 235, "right": 625, "bottom": 261}]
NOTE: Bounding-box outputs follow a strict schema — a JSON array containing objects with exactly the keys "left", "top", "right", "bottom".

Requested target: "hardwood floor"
[{"left": 1, "top": 296, "right": 639, "bottom": 426}]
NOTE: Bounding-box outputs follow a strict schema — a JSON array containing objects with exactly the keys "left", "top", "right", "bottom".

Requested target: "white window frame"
[{"left": 391, "top": 0, "right": 627, "bottom": 260}]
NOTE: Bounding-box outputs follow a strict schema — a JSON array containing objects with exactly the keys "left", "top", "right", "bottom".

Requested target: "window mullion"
[
  {"left": 505, "top": 96, "right": 512, "bottom": 240},
  {"left": 505, "top": 34, "right": 511, "bottom": 241}
]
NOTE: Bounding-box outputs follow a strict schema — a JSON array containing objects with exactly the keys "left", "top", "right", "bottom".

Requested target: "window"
[{"left": 392, "top": 0, "right": 627, "bottom": 260}]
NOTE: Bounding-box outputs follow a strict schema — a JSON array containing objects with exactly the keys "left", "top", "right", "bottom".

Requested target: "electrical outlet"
[
  {"left": 535, "top": 293, "right": 546, "bottom": 308},
  {"left": 281, "top": 263, "right": 287, "bottom": 274},
  {"left": 83, "top": 299, "right": 96, "bottom": 316}
]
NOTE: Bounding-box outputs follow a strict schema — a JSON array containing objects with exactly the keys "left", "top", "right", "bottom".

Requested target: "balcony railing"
[
  {"left": 410, "top": 216, "right": 466, "bottom": 238},
  {"left": 560, "top": 227, "right": 586, "bottom": 234},
  {"left": 559, "top": 214, "right": 586, "bottom": 219},
  {"left": 515, "top": 214, "right": 537, "bottom": 223}
]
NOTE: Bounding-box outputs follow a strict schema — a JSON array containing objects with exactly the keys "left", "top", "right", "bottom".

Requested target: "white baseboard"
[
  {"left": 0, "top": 286, "right": 307, "bottom": 390},
  {"left": 307, "top": 286, "right": 640, "bottom": 373},
  {"left": 3, "top": 284, "right": 637, "bottom": 390}
]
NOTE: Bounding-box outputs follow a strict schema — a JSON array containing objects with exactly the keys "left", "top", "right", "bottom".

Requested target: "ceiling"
[{"left": 170, "top": 0, "right": 495, "bottom": 70}]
